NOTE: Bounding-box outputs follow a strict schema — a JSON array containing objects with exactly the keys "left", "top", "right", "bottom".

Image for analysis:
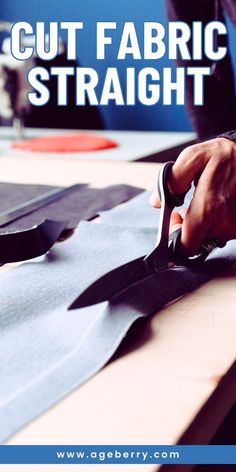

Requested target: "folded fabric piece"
[
  {"left": 1, "top": 189, "right": 236, "bottom": 441},
  {"left": 0, "top": 182, "right": 143, "bottom": 232},
  {"left": 11, "top": 134, "right": 118, "bottom": 153},
  {"left": 0, "top": 219, "right": 67, "bottom": 264}
]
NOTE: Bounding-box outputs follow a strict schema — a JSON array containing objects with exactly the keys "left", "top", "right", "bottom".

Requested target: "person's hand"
[{"left": 150, "top": 137, "right": 236, "bottom": 256}]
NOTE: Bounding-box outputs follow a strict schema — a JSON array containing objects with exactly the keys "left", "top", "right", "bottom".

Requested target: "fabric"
[
  {"left": 98, "top": 188, "right": 194, "bottom": 228},
  {"left": 1, "top": 221, "right": 236, "bottom": 442},
  {"left": 11, "top": 134, "right": 117, "bottom": 153},
  {"left": 1, "top": 192, "right": 236, "bottom": 442},
  {"left": 0, "top": 182, "right": 143, "bottom": 232},
  {"left": 0, "top": 219, "right": 67, "bottom": 264},
  {"left": 99, "top": 191, "right": 159, "bottom": 228}
]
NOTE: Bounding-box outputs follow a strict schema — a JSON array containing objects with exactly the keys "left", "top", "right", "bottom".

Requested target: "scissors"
[{"left": 69, "top": 161, "right": 219, "bottom": 310}]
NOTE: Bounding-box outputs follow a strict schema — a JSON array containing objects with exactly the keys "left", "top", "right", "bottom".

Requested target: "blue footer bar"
[{"left": 0, "top": 445, "right": 235, "bottom": 464}]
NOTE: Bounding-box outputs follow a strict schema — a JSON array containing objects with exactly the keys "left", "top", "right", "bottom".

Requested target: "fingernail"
[{"left": 149, "top": 191, "right": 160, "bottom": 207}]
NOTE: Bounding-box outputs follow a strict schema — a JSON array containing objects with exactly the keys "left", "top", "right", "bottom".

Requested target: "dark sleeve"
[
  {"left": 166, "top": 0, "right": 236, "bottom": 140},
  {"left": 218, "top": 130, "right": 236, "bottom": 144}
]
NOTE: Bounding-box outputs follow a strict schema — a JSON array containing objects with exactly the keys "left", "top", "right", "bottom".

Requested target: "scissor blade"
[
  {"left": 69, "top": 256, "right": 144, "bottom": 310},
  {"left": 69, "top": 241, "right": 172, "bottom": 310}
]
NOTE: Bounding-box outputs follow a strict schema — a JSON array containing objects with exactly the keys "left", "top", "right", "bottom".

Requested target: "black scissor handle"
[
  {"left": 169, "top": 228, "right": 222, "bottom": 266},
  {"left": 157, "top": 161, "right": 221, "bottom": 267},
  {"left": 158, "top": 162, "right": 186, "bottom": 210}
]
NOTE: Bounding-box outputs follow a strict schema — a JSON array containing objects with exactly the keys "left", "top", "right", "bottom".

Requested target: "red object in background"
[{"left": 11, "top": 134, "right": 118, "bottom": 153}]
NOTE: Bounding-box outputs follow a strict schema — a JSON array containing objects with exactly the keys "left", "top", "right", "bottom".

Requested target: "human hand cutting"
[{"left": 150, "top": 137, "right": 236, "bottom": 256}]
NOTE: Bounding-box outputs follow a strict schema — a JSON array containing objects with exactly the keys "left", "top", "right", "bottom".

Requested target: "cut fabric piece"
[
  {"left": 0, "top": 217, "right": 236, "bottom": 442},
  {"left": 0, "top": 182, "right": 143, "bottom": 232},
  {"left": 0, "top": 184, "right": 83, "bottom": 229},
  {"left": 11, "top": 134, "right": 118, "bottom": 153}
]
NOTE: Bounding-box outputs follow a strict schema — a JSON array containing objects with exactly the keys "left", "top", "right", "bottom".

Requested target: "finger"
[
  {"left": 179, "top": 208, "right": 187, "bottom": 219},
  {"left": 149, "top": 190, "right": 160, "bottom": 208},
  {"left": 180, "top": 194, "right": 211, "bottom": 256},
  {"left": 168, "top": 142, "right": 213, "bottom": 195},
  {"left": 169, "top": 211, "right": 183, "bottom": 234},
  {"left": 150, "top": 144, "right": 210, "bottom": 208}
]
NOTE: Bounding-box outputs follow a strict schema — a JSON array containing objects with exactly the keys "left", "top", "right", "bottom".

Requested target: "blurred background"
[{"left": 1, "top": 0, "right": 236, "bottom": 132}]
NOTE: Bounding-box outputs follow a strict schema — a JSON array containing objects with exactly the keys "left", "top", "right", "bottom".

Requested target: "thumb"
[
  {"left": 149, "top": 190, "right": 161, "bottom": 208},
  {"left": 169, "top": 211, "right": 184, "bottom": 234}
]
